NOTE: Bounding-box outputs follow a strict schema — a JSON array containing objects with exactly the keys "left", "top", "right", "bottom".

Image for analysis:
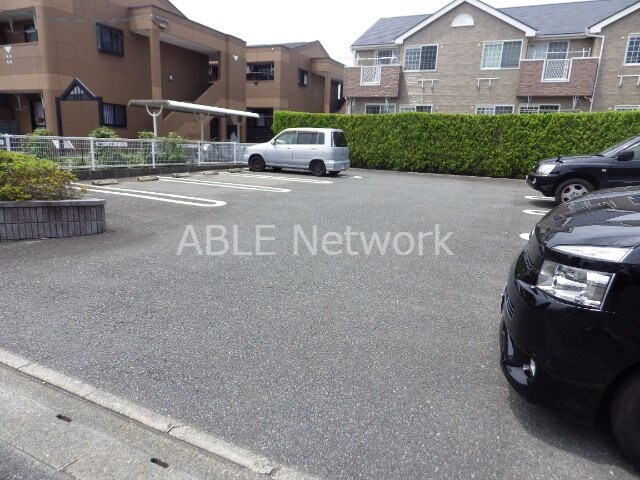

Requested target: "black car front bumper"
[
  {"left": 525, "top": 173, "right": 557, "bottom": 197},
  {"left": 500, "top": 251, "right": 631, "bottom": 424}
]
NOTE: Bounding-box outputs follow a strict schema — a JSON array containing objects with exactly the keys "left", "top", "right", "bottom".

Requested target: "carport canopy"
[{"left": 128, "top": 99, "right": 259, "bottom": 141}]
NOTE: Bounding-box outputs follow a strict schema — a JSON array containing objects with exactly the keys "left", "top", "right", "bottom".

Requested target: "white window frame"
[
  {"left": 403, "top": 44, "right": 439, "bottom": 72},
  {"left": 476, "top": 104, "right": 514, "bottom": 115},
  {"left": 374, "top": 49, "right": 398, "bottom": 65},
  {"left": 481, "top": 40, "right": 522, "bottom": 70},
  {"left": 399, "top": 104, "right": 433, "bottom": 113},
  {"left": 615, "top": 105, "right": 640, "bottom": 111},
  {"left": 624, "top": 34, "right": 640, "bottom": 66},
  {"left": 518, "top": 104, "right": 561, "bottom": 114},
  {"left": 365, "top": 103, "right": 397, "bottom": 114}
]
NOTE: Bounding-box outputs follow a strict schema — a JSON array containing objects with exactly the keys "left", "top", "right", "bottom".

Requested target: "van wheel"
[
  {"left": 610, "top": 369, "right": 640, "bottom": 468},
  {"left": 554, "top": 178, "right": 593, "bottom": 204},
  {"left": 310, "top": 161, "right": 326, "bottom": 177},
  {"left": 249, "top": 156, "right": 265, "bottom": 172}
]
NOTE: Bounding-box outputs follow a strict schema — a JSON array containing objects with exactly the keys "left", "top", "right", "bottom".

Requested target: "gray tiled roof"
[
  {"left": 352, "top": 0, "right": 639, "bottom": 46},
  {"left": 351, "top": 14, "right": 430, "bottom": 47},
  {"left": 502, "top": 0, "right": 639, "bottom": 35}
]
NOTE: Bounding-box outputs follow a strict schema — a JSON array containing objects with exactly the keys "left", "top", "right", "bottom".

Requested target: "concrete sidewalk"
[{"left": 0, "top": 355, "right": 315, "bottom": 479}]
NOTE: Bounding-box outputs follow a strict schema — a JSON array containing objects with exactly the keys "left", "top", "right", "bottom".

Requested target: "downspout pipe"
[{"left": 585, "top": 29, "right": 605, "bottom": 113}]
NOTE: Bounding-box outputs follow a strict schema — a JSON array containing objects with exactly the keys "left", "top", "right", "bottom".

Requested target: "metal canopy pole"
[
  {"left": 145, "top": 104, "right": 164, "bottom": 168},
  {"left": 194, "top": 112, "right": 213, "bottom": 165}
]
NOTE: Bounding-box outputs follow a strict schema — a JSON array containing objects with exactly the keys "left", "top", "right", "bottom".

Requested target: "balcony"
[
  {"left": 517, "top": 57, "right": 599, "bottom": 97},
  {"left": 542, "top": 59, "right": 571, "bottom": 82},
  {"left": 344, "top": 65, "right": 401, "bottom": 98}
]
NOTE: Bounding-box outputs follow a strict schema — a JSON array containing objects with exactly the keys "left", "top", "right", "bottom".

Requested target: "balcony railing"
[
  {"left": 543, "top": 59, "right": 570, "bottom": 82},
  {"left": 360, "top": 66, "right": 381, "bottom": 85}
]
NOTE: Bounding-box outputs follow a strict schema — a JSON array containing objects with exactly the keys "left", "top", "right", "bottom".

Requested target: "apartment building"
[
  {"left": 345, "top": 0, "right": 640, "bottom": 115},
  {"left": 245, "top": 41, "right": 345, "bottom": 142},
  {"left": 0, "top": 0, "right": 247, "bottom": 140}
]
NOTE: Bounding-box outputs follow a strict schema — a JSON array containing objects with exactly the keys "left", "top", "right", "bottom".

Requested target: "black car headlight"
[
  {"left": 537, "top": 261, "right": 613, "bottom": 309},
  {"left": 535, "top": 246, "right": 632, "bottom": 309}
]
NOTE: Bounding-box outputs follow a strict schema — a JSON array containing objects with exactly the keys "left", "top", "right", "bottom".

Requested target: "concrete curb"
[{"left": 0, "top": 347, "right": 318, "bottom": 479}]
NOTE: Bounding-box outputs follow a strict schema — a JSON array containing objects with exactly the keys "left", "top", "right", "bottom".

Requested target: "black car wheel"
[
  {"left": 310, "top": 160, "right": 326, "bottom": 177},
  {"left": 554, "top": 178, "right": 593, "bottom": 204},
  {"left": 249, "top": 156, "right": 266, "bottom": 172},
  {"left": 610, "top": 368, "right": 640, "bottom": 468}
]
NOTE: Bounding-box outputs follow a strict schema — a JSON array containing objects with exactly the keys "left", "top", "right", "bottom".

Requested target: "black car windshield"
[{"left": 600, "top": 136, "right": 640, "bottom": 157}]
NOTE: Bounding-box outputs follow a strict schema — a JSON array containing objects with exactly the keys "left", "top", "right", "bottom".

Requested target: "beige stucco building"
[
  {"left": 0, "top": 0, "right": 241, "bottom": 140},
  {"left": 244, "top": 41, "right": 345, "bottom": 142},
  {"left": 345, "top": 0, "right": 640, "bottom": 115}
]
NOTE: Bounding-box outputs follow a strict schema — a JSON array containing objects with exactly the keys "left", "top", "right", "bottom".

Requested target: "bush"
[
  {"left": 158, "top": 131, "right": 187, "bottom": 164},
  {"left": 89, "top": 126, "right": 118, "bottom": 138},
  {"left": 0, "top": 150, "right": 78, "bottom": 201},
  {"left": 24, "top": 128, "right": 54, "bottom": 160},
  {"left": 273, "top": 110, "right": 640, "bottom": 178}
]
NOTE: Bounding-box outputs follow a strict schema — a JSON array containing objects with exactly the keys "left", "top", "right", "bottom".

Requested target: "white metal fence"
[
  {"left": 0, "top": 134, "right": 253, "bottom": 170},
  {"left": 543, "top": 59, "right": 571, "bottom": 81}
]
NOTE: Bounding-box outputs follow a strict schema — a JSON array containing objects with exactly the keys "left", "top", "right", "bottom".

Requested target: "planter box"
[{"left": 0, "top": 198, "right": 106, "bottom": 242}]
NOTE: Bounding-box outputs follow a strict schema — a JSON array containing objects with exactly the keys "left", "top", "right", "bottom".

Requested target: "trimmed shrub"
[
  {"left": 0, "top": 150, "right": 78, "bottom": 201},
  {"left": 24, "top": 128, "right": 55, "bottom": 160},
  {"left": 273, "top": 110, "right": 640, "bottom": 178}
]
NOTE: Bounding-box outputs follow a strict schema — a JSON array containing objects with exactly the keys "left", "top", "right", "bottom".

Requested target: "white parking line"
[
  {"left": 523, "top": 209, "right": 549, "bottom": 216},
  {"left": 219, "top": 172, "right": 333, "bottom": 184},
  {"left": 519, "top": 233, "right": 530, "bottom": 240},
  {"left": 74, "top": 185, "right": 226, "bottom": 207},
  {"left": 158, "top": 177, "right": 291, "bottom": 193},
  {"left": 525, "top": 195, "right": 555, "bottom": 201}
]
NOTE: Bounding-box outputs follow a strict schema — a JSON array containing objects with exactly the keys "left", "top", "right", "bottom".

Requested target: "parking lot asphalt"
[{"left": 0, "top": 168, "right": 637, "bottom": 479}]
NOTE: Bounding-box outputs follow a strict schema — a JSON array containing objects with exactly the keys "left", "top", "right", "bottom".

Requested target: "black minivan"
[{"left": 500, "top": 186, "right": 640, "bottom": 467}]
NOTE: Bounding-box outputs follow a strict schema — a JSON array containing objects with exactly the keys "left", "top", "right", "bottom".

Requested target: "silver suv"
[{"left": 243, "top": 128, "right": 350, "bottom": 176}]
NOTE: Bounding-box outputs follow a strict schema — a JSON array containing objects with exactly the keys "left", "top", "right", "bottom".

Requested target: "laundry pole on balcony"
[{"left": 128, "top": 99, "right": 259, "bottom": 142}]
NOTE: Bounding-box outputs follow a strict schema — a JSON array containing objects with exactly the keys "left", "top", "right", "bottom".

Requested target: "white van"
[{"left": 243, "top": 128, "right": 350, "bottom": 176}]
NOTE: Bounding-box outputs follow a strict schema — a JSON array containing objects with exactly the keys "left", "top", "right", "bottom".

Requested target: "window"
[
  {"left": 96, "top": 23, "right": 124, "bottom": 56},
  {"left": 481, "top": 41, "right": 522, "bottom": 69},
  {"left": 102, "top": 103, "right": 127, "bottom": 128},
  {"left": 375, "top": 49, "right": 398, "bottom": 65},
  {"left": 404, "top": 45, "right": 438, "bottom": 71},
  {"left": 527, "top": 41, "right": 568, "bottom": 60},
  {"left": 365, "top": 104, "right": 396, "bottom": 114},
  {"left": 296, "top": 132, "right": 318, "bottom": 144},
  {"left": 399, "top": 104, "right": 432, "bottom": 113},
  {"left": 476, "top": 105, "right": 513, "bottom": 115},
  {"left": 275, "top": 131, "right": 296, "bottom": 144},
  {"left": 332, "top": 131, "right": 347, "bottom": 147},
  {"left": 451, "top": 14, "right": 474, "bottom": 27},
  {"left": 625, "top": 35, "right": 640, "bottom": 65},
  {"left": 519, "top": 104, "right": 560, "bottom": 114},
  {"left": 247, "top": 63, "right": 274, "bottom": 81},
  {"left": 298, "top": 68, "right": 309, "bottom": 86},
  {"left": 615, "top": 105, "right": 640, "bottom": 111},
  {"left": 24, "top": 25, "right": 37, "bottom": 43}
]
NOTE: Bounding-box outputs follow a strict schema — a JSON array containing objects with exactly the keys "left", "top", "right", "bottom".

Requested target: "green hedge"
[
  {"left": 272, "top": 111, "right": 640, "bottom": 178},
  {"left": 0, "top": 150, "right": 78, "bottom": 201}
]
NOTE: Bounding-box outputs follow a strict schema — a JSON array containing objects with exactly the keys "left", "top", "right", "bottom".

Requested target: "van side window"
[
  {"left": 296, "top": 132, "right": 318, "bottom": 144},
  {"left": 332, "top": 131, "right": 347, "bottom": 147},
  {"left": 317, "top": 133, "right": 325, "bottom": 145},
  {"left": 275, "top": 132, "right": 296, "bottom": 144}
]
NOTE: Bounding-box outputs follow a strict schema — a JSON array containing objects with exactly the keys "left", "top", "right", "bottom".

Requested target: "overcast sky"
[{"left": 170, "top": 0, "right": 584, "bottom": 65}]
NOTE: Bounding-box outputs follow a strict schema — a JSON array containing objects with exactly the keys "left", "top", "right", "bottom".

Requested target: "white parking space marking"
[
  {"left": 158, "top": 177, "right": 291, "bottom": 193},
  {"left": 75, "top": 185, "right": 226, "bottom": 207},
  {"left": 219, "top": 172, "right": 333, "bottom": 184},
  {"left": 519, "top": 233, "right": 530, "bottom": 240},
  {"left": 525, "top": 195, "right": 555, "bottom": 201},
  {"left": 523, "top": 209, "right": 549, "bottom": 216},
  {"left": 351, "top": 176, "right": 363, "bottom": 179}
]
